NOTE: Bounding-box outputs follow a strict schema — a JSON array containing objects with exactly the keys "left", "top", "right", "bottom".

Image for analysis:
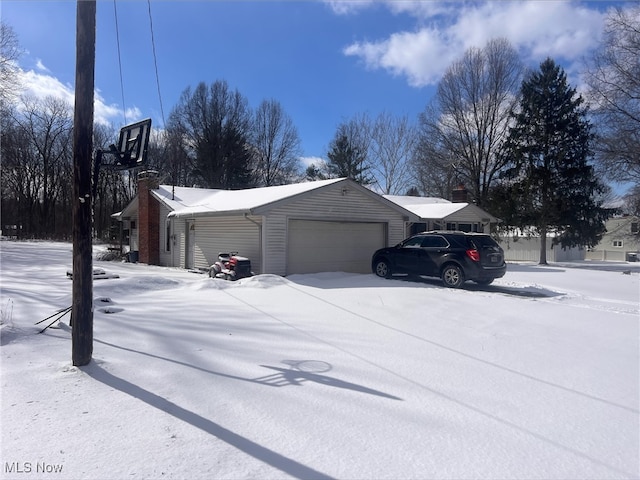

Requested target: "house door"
[{"left": 185, "top": 220, "right": 195, "bottom": 269}]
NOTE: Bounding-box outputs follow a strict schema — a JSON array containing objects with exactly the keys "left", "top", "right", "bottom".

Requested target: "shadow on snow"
[{"left": 84, "top": 361, "right": 335, "bottom": 480}]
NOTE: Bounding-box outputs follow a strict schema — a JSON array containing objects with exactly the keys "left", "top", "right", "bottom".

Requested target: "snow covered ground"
[{"left": 1, "top": 240, "right": 638, "bottom": 480}]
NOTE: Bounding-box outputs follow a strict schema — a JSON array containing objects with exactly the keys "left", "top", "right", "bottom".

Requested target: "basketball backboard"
[{"left": 110, "top": 118, "right": 152, "bottom": 169}]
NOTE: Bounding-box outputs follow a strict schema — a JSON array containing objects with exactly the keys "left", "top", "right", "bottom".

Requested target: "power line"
[
  {"left": 113, "top": 0, "right": 127, "bottom": 125},
  {"left": 147, "top": 0, "right": 166, "bottom": 128}
]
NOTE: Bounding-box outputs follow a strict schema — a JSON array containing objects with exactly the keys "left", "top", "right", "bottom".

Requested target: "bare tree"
[
  {"left": 1, "top": 106, "right": 38, "bottom": 237},
  {"left": 0, "top": 22, "right": 23, "bottom": 108},
  {"left": 369, "top": 112, "right": 417, "bottom": 195},
  {"left": 414, "top": 38, "right": 524, "bottom": 206},
  {"left": 252, "top": 99, "right": 302, "bottom": 186},
  {"left": 583, "top": 6, "right": 640, "bottom": 187},
  {"left": 168, "top": 80, "right": 254, "bottom": 189},
  {"left": 11, "top": 96, "right": 73, "bottom": 236},
  {"left": 411, "top": 119, "right": 460, "bottom": 199}
]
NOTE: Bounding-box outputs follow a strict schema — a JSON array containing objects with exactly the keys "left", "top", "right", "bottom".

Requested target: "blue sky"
[{"left": 1, "top": 0, "right": 622, "bottom": 167}]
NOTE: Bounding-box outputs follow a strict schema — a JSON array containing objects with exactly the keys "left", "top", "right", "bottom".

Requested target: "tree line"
[{"left": 1, "top": 7, "right": 638, "bottom": 262}]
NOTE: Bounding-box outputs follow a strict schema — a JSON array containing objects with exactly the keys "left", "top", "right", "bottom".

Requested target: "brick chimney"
[
  {"left": 451, "top": 183, "right": 469, "bottom": 203},
  {"left": 138, "top": 171, "right": 160, "bottom": 265}
]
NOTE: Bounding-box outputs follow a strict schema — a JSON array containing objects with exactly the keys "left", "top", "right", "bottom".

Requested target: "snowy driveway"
[{"left": 1, "top": 241, "right": 639, "bottom": 479}]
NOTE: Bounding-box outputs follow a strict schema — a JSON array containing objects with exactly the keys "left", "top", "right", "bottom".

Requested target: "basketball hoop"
[
  {"left": 93, "top": 118, "right": 152, "bottom": 197},
  {"left": 110, "top": 118, "right": 152, "bottom": 168}
]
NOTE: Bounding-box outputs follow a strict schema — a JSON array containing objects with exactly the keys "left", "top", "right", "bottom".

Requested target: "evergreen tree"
[
  {"left": 305, "top": 164, "right": 327, "bottom": 182},
  {"left": 326, "top": 130, "right": 373, "bottom": 185},
  {"left": 495, "top": 58, "right": 610, "bottom": 264},
  {"left": 405, "top": 186, "right": 421, "bottom": 196}
]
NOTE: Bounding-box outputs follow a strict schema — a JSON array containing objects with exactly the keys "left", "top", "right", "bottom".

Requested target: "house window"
[
  {"left": 130, "top": 220, "right": 136, "bottom": 230},
  {"left": 632, "top": 222, "right": 639, "bottom": 234},
  {"left": 613, "top": 240, "right": 623, "bottom": 248},
  {"left": 446, "top": 222, "right": 456, "bottom": 230}
]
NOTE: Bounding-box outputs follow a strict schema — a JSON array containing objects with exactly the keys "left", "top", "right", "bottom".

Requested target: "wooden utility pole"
[{"left": 71, "top": 0, "right": 96, "bottom": 366}]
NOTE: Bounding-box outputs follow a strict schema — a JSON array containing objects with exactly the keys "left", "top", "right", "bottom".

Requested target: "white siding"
[
  {"left": 191, "top": 216, "right": 262, "bottom": 272},
  {"left": 175, "top": 220, "right": 186, "bottom": 268},
  {"left": 586, "top": 249, "right": 628, "bottom": 261},
  {"left": 447, "top": 211, "right": 485, "bottom": 223},
  {"left": 585, "top": 217, "right": 640, "bottom": 262}
]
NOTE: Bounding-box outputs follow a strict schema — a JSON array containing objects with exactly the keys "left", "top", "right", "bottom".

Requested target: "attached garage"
[
  {"left": 123, "top": 175, "right": 418, "bottom": 275},
  {"left": 287, "top": 220, "right": 386, "bottom": 274}
]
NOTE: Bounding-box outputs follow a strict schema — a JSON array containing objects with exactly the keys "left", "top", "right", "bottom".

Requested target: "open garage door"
[{"left": 287, "top": 220, "right": 386, "bottom": 274}]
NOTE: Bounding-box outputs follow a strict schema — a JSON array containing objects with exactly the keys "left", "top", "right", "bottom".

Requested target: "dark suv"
[{"left": 371, "top": 231, "right": 506, "bottom": 288}]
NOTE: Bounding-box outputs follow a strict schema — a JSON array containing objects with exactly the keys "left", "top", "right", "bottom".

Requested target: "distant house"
[
  {"left": 113, "top": 173, "right": 418, "bottom": 275},
  {"left": 383, "top": 194, "right": 499, "bottom": 236},
  {"left": 585, "top": 216, "right": 640, "bottom": 262},
  {"left": 383, "top": 194, "right": 584, "bottom": 262}
]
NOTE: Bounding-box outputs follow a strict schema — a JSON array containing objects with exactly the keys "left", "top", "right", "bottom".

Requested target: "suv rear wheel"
[
  {"left": 441, "top": 264, "right": 464, "bottom": 288},
  {"left": 374, "top": 258, "right": 392, "bottom": 279}
]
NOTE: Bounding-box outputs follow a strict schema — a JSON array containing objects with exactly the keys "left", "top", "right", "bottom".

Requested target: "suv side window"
[
  {"left": 469, "top": 235, "right": 500, "bottom": 250},
  {"left": 421, "top": 236, "right": 449, "bottom": 248},
  {"left": 402, "top": 236, "right": 424, "bottom": 248}
]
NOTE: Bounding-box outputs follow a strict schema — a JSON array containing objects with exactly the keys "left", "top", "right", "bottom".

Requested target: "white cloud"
[
  {"left": 384, "top": 0, "right": 457, "bottom": 19},
  {"left": 472, "top": 1, "right": 604, "bottom": 61},
  {"left": 341, "top": 1, "right": 606, "bottom": 87},
  {"left": 344, "top": 28, "right": 459, "bottom": 87},
  {"left": 35, "top": 59, "right": 50, "bottom": 73},
  {"left": 18, "top": 68, "right": 141, "bottom": 126},
  {"left": 20, "top": 69, "right": 75, "bottom": 105},
  {"left": 324, "top": 0, "right": 375, "bottom": 15},
  {"left": 299, "top": 155, "right": 326, "bottom": 169},
  {"left": 326, "top": 0, "right": 452, "bottom": 18}
]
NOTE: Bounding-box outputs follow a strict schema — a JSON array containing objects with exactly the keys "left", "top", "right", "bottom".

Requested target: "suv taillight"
[{"left": 466, "top": 249, "right": 480, "bottom": 262}]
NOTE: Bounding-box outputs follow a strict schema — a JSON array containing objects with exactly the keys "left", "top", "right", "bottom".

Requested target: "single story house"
[
  {"left": 383, "top": 194, "right": 500, "bottom": 236},
  {"left": 114, "top": 173, "right": 420, "bottom": 275},
  {"left": 497, "top": 216, "right": 640, "bottom": 263},
  {"left": 585, "top": 216, "right": 640, "bottom": 262}
]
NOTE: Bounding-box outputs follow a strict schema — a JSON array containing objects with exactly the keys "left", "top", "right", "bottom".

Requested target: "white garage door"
[{"left": 288, "top": 220, "right": 386, "bottom": 274}]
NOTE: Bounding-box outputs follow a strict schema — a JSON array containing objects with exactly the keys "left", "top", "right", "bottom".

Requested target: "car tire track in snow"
[
  {"left": 219, "top": 283, "right": 638, "bottom": 480},
  {"left": 280, "top": 281, "right": 638, "bottom": 415},
  {"left": 493, "top": 280, "right": 639, "bottom": 316}
]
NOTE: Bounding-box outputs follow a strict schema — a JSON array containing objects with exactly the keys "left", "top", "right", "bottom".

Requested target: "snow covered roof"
[
  {"left": 384, "top": 195, "right": 452, "bottom": 206},
  {"left": 384, "top": 195, "right": 498, "bottom": 222},
  {"left": 156, "top": 178, "right": 350, "bottom": 218},
  {"left": 113, "top": 196, "right": 137, "bottom": 220},
  {"left": 152, "top": 185, "right": 222, "bottom": 212}
]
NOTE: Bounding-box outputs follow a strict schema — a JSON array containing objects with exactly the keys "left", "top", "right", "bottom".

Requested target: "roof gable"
[
  {"left": 384, "top": 195, "right": 498, "bottom": 222},
  {"left": 166, "top": 178, "right": 349, "bottom": 218},
  {"left": 116, "top": 178, "right": 419, "bottom": 220}
]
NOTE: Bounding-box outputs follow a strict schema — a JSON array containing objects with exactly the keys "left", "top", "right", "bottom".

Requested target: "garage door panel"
[{"left": 288, "top": 220, "right": 385, "bottom": 274}]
